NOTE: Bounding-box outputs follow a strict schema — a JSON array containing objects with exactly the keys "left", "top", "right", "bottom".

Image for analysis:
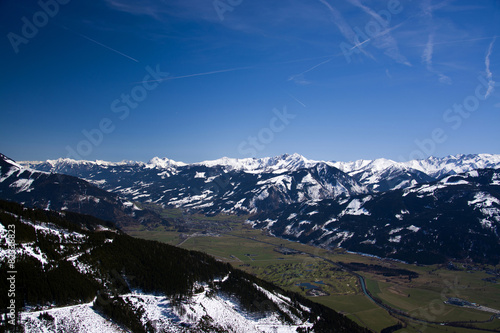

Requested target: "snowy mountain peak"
[
  {"left": 277, "top": 152, "right": 307, "bottom": 162},
  {"left": 327, "top": 154, "right": 500, "bottom": 193},
  {"left": 368, "top": 158, "right": 400, "bottom": 171},
  {"left": 260, "top": 153, "right": 315, "bottom": 172},
  {"left": 194, "top": 153, "right": 316, "bottom": 173},
  {"left": 147, "top": 156, "right": 186, "bottom": 169}
]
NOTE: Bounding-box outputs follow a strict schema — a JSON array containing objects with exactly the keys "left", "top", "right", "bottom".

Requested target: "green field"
[{"left": 125, "top": 217, "right": 500, "bottom": 333}]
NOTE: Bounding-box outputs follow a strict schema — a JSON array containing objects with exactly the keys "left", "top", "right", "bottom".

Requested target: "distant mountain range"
[
  {"left": 3, "top": 152, "right": 500, "bottom": 264},
  {"left": 0, "top": 153, "right": 167, "bottom": 228},
  {"left": 18, "top": 153, "right": 500, "bottom": 214},
  {"left": 18, "top": 153, "right": 367, "bottom": 215}
]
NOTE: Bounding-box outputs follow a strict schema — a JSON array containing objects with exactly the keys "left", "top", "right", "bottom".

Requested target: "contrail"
[
  {"left": 274, "top": 54, "right": 334, "bottom": 65},
  {"left": 136, "top": 67, "right": 252, "bottom": 84},
  {"left": 317, "top": 0, "right": 373, "bottom": 60},
  {"left": 350, "top": 20, "right": 407, "bottom": 51},
  {"left": 410, "top": 36, "right": 499, "bottom": 47},
  {"left": 59, "top": 25, "right": 139, "bottom": 63},
  {"left": 288, "top": 58, "right": 332, "bottom": 82},
  {"left": 285, "top": 91, "right": 307, "bottom": 108},
  {"left": 77, "top": 34, "right": 140, "bottom": 63},
  {"left": 288, "top": 27, "right": 401, "bottom": 83}
]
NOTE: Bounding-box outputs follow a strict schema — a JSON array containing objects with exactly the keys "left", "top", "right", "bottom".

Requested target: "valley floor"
[{"left": 125, "top": 218, "right": 500, "bottom": 333}]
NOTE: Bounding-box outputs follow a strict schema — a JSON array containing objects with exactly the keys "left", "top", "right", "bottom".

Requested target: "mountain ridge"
[
  {"left": 20, "top": 152, "right": 500, "bottom": 180},
  {"left": 15, "top": 153, "right": 365, "bottom": 215},
  {"left": 4, "top": 152, "right": 500, "bottom": 264},
  {"left": 19, "top": 153, "right": 500, "bottom": 203},
  {"left": 250, "top": 167, "right": 500, "bottom": 264},
  {"left": 0, "top": 153, "right": 169, "bottom": 228}
]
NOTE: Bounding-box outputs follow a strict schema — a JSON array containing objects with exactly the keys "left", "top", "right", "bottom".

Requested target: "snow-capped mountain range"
[
  {"left": 19, "top": 153, "right": 367, "bottom": 215},
  {"left": 3, "top": 152, "right": 500, "bottom": 264},
  {"left": 0, "top": 153, "right": 167, "bottom": 227},
  {"left": 23, "top": 152, "right": 500, "bottom": 176},
  {"left": 331, "top": 153, "right": 500, "bottom": 192},
  {"left": 17, "top": 153, "right": 500, "bottom": 215}
]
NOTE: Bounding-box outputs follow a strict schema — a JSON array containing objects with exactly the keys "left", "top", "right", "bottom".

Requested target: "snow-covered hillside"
[
  {"left": 0, "top": 200, "right": 366, "bottom": 333},
  {"left": 21, "top": 289, "right": 313, "bottom": 333}
]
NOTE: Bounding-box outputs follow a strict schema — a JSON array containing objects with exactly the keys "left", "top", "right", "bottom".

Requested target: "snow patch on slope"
[
  {"left": 341, "top": 197, "right": 371, "bottom": 216},
  {"left": 21, "top": 301, "right": 123, "bottom": 333},
  {"left": 124, "top": 287, "right": 312, "bottom": 333},
  {"left": 468, "top": 192, "right": 500, "bottom": 231}
]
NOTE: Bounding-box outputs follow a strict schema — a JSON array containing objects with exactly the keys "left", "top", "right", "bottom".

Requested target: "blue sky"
[{"left": 1, "top": 0, "right": 499, "bottom": 163}]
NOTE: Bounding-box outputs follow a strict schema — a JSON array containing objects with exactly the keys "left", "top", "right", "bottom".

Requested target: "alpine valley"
[
  {"left": 4, "top": 152, "right": 500, "bottom": 264},
  {"left": 2, "top": 152, "right": 500, "bottom": 332}
]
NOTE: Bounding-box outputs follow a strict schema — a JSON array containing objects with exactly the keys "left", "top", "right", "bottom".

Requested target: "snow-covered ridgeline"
[
  {"left": 331, "top": 154, "right": 500, "bottom": 178},
  {"left": 20, "top": 287, "right": 313, "bottom": 333},
  {"left": 19, "top": 153, "right": 500, "bottom": 180}
]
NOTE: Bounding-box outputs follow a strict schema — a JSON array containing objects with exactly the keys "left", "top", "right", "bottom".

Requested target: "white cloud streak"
[
  {"left": 317, "top": 0, "right": 373, "bottom": 60},
  {"left": 421, "top": 0, "right": 456, "bottom": 18},
  {"left": 344, "top": 0, "right": 411, "bottom": 66},
  {"left": 105, "top": 0, "right": 164, "bottom": 20},
  {"left": 421, "top": 0, "right": 434, "bottom": 18},
  {"left": 485, "top": 38, "right": 496, "bottom": 98},
  {"left": 419, "top": 0, "right": 453, "bottom": 85},
  {"left": 421, "top": 32, "right": 452, "bottom": 85},
  {"left": 422, "top": 32, "right": 434, "bottom": 66},
  {"left": 410, "top": 36, "right": 499, "bottom": 48}
]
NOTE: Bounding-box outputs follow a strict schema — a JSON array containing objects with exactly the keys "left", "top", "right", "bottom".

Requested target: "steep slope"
[
  {"left": 0, "top": 201, "right": 368, "bottom": 333},
  {"left": 0, "top": 153, "right": 166, "bottom": 228},
  {"left": 250, "top": 169, "right": 500, "bottom": 264}
]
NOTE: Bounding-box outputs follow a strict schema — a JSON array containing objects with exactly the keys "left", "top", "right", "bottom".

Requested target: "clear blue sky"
[{"left": 1, "top": 0, "right": 499, "bottom": 163}]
